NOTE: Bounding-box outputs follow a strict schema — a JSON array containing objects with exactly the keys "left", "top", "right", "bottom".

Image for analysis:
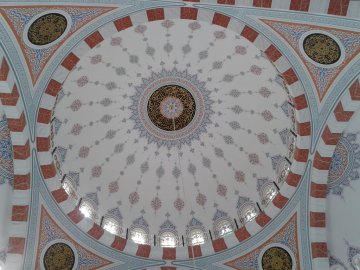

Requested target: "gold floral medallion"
[
  {"left": 261, "top": 247, "right": 292, "bottom": 270},
  {"left": 303, "top": 33, "right": 341, "bottom": 65},
  {"left": 28, "top": 13, "right": 67, "bottom": 46},
  {"left": 147, "top": 85, "right": 196, "bottom": 131},
  {"left": 43, "top": 242, "right": 75, "bottom": 270}
]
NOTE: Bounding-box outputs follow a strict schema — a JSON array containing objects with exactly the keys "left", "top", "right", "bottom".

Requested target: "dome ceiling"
[
  {"left": 1, "top": 1, "right": 360, "bottom": 269},
  {"left": 52, "top": 19, "right": 292, "bottom": 238}
]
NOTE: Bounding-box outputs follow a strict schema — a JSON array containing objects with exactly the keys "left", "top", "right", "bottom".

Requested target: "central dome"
[
  {"left": 130, "top": 68, "right": 213, "bottom": 148},
  {"left": 52, "top": 19, "right": 293, "bottom": 243},
  {"left": 148, "top": 84, "right": 195, "bottom": 131}
]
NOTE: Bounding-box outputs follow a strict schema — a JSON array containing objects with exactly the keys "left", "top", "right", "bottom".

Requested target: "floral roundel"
[
  {"left": 130, "top": 68, "right": 213, "bottom": 148},
  {"left": 147, "top": 85, "right": 196, "bottom": 131},
  {"left": 303, "top": 33, "right": 341, "bottom": 65},
  {"left": 261, "top": 246, "right": 292, "bottom": 270},
  {"left": 27, "top": 13, "right": 67, "bottom": 46},
  {"left": 43, "top": 242, "right": 75, "bottom": 270}
]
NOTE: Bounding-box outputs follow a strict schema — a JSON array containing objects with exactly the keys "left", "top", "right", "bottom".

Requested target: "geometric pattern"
[
  {"left": 261, "top": 19, "right": 360, "bottom": 101},
  {"left": 224, "top": 213, "right": 300, "bottom": 270},
  {"left": 0, "top": 5, "right": 115, "bottom": 84},
  {"left": 35, "top": 206, "right": 113, "bottom": 270}
]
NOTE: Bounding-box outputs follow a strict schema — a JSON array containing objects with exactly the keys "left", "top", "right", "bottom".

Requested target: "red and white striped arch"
[
  {"left": 35, "top": 7, "right": 311, "bottom": 261},
  {"left": 309, "top": 77, "right": 360, "bottom": 270},
  {"left": 183, "top": 0, "right": 360, "bottom": 20},
  {"left": 0, "top": 53, "right": 31, "bottom": 270}
]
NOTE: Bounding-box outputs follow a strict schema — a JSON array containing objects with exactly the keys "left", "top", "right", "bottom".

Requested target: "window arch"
[
  {"left": 276, "top": 157, "right": 291, "bottom": 184},
  {"left": 260, "top": 182, "right": 278, "bottom": 206},
  {"left": 159, "top": 231, "right": 178, "bottom": 247},
  {"left": 214, "top": 219, "right": 233, "bottom": 238},
  {"left": 79, "top": 199, "right": 96, "bottom": 220},
  {"left": 287, "top": 131, "right": 296, "bottom": 159},
  {"left": 238, "top": 201, "right": 259, "bottom": 224},
  {"left": 62, "top": 176, "right": 78, "bottom": 201},
  {"left": 352, "top": 254, "right": 360, "bottom": 270},
  {"left": 52, "top": 148, "right": 62, "bottom": 176},
  {"left": 188, "top": 229, "right": 206, "bottom": 246},
  {"left": 102, "top": 216, "right": 123, "bottom": 236},
  {"left": 130, "top": 227, "right": 149, "bottom": 245}
]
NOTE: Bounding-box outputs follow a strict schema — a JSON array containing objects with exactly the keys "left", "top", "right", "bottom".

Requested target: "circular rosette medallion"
[
  {"left": 27, "top": 13, "right": 67, "bottom": 46},
  {"left": 130, "top": 69, "right": 213, "bottom": 148},
  {"left": 303, "top": 33, "right": 341, "bottom": 65},
  {"left": 261, "top": 247, "right": 292, "bottom": 270},
  {"left": 43, "top": 242, "right": 75, "bottom": 270},
  {"left": 148, "top": 85, "right": 196, "bottom": 131}
]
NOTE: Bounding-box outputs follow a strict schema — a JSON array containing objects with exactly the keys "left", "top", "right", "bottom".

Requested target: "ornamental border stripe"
[
  {"left": 183, "top": 0, "right": 360, "bottom": 20},
  {"left": 0, "top": 53, "right": 31, "bottom": 270}
]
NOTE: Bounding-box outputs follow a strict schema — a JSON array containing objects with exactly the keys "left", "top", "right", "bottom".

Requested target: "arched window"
[
  {"left": 79, "top": 200, "right": 96, "bottom": 219},
  {"left": 289, "top": 106, "right": 296, "bottom": 129},
  {"left": 352, "top": 254, "right": 360, "bottom": 270},
  {"left": 130, "top": 228, "right": 148, "bottom": 245},
  {"left": 52, "top": 149, "right": 62, "bottom": 176},
  {"left": 287, "top": 132, "right": 296, "bottom": 159},
  {"left": 260, "top": 182, "right": 278, "bottom": 206},
  {"left": 214, "top": 219, "right": 233, "bottom": 238},
  {"left": 276, "top": 158, "right": 290, "bottom": 184},
  {"left": 62, "top": 176, "right": 78, "bottom": 201},
  {"left": 239, "top": 202, "right": 258, "bottom": 224},
  {"left": 188, "top": 229, "right": 206, "bottom": 246},
  {"left": 159, "top": 231, "right": 177, "bottom": 247},
  {"left": 102, "top": 217, "right": 122, "bottom": 236}
]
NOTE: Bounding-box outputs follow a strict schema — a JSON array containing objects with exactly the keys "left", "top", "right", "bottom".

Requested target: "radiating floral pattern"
[{"left": 53, "top": 19, "right": 291, "bottom": 237}]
